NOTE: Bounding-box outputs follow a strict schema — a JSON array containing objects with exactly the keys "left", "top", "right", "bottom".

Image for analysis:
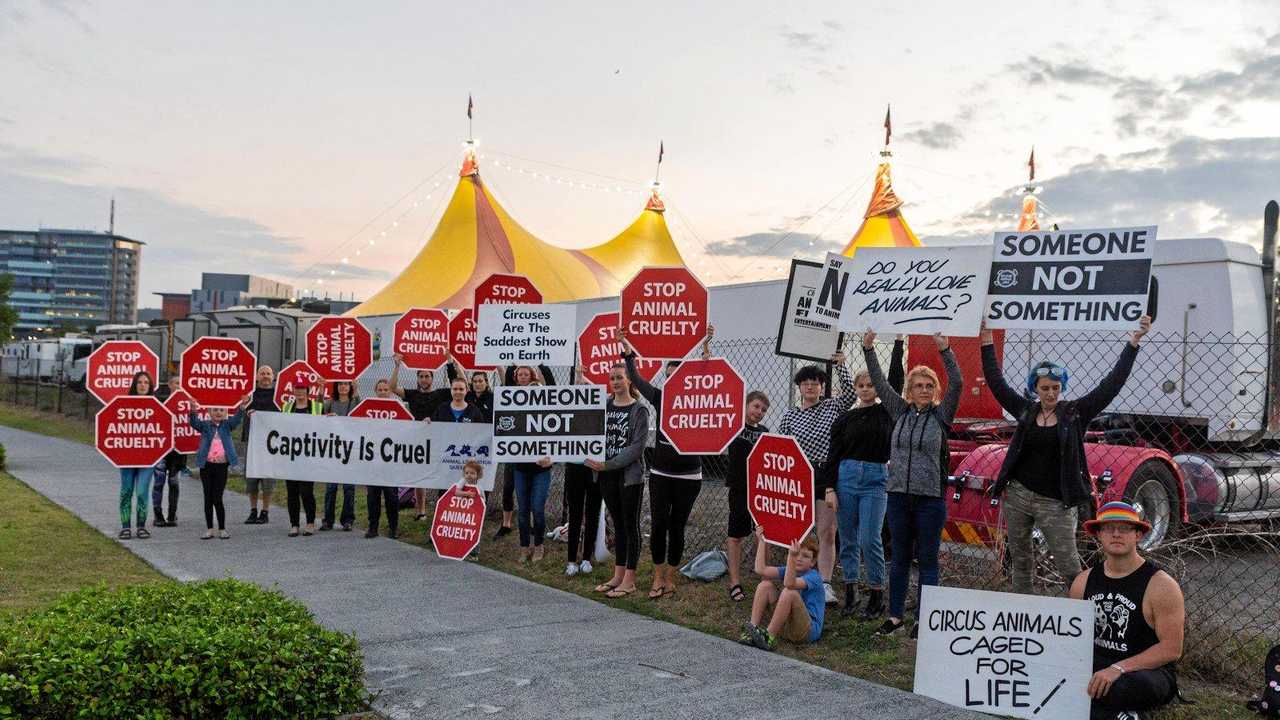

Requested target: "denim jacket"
[{"left": 189, "top": 408, "right": 247, "bottom": 468}]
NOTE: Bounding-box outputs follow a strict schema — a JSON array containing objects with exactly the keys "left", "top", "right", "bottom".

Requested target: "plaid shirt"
[{"left": 778, "top": 363, "right": 853, "bottom": 467}]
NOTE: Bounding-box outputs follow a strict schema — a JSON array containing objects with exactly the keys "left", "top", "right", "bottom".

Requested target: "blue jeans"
[
  {"left": 513, "top": 468, "right": 552, "bottom": 548},
  {"left": 323, "top": 483, "right": 356, "bottom": 526},
  {"left": 118, "top": 468, "right": 154, "bottom": 529},
  {"left": 885, "top": 492, "right": 947, "bottom": 619},
  {"left": 835, "top": 460, "right": 887, "bottom": 588}
]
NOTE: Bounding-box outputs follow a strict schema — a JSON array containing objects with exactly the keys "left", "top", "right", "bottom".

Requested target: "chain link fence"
[{"left": 4, "top": 328, "right": 1278, "bottom": 689}]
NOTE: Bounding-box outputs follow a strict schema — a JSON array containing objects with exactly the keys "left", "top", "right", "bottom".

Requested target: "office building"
[{"left": 0, "top": 228, "right": 143, "bottom": 336}]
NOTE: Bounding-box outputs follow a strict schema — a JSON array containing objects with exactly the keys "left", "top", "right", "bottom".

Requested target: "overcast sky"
[{"left": 2, "top": 0, "right": 1277, "bottom": 304}]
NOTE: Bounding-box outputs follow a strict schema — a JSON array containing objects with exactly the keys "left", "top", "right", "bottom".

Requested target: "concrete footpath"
[{"left": 1, "top": 426, "right": 983, "bottom": 720}]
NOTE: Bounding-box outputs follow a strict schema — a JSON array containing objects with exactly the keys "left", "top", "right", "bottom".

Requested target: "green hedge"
[{"left": 0, "top": 579, "right": 366, "bottom": 719}]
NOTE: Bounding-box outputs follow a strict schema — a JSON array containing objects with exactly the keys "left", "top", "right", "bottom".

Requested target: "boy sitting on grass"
[{"left": 741, "top": 526, "right": 825, "bottom": 650}]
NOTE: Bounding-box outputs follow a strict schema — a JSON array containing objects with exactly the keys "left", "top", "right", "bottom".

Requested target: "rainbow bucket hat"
[{"left": 1083, "top": 501, "right": 1151, "bottom": 535}]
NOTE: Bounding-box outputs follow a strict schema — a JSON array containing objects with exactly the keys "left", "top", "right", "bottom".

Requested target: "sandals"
[
  {"left": 647, "top": 585, "right": 676, "bottom": 600},
  {"left": 594, "top": 582, "right": 618, "bottom": 594},
  {"left": 202, "top": 530, "right": 215, "bottom": 540},
  {"left": 118, "top": 528, "right": 132, "bottom": 540},
  {"left": 605, "top": 587, "right": 635, "bottom": 599},
  {"left": 729, "top": 584, "right": 747, "bottom": 602},
  {"left": 136, "top": 528, "right": 151, "bottom": 539}
]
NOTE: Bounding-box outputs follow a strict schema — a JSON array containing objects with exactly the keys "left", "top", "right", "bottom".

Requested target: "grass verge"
[
  {"left": 0, "top": 400, "right": 1259, "bottom": 718},
  {"left": 0, "top": 470, "right": 169, "bottom": 616}
]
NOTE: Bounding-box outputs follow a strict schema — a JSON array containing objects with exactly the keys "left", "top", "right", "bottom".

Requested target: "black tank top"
[{"left": 1083, "top": 560, "right": 1163, "bottom": 671}]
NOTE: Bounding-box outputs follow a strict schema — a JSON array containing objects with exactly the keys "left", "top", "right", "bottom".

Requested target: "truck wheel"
[{"left": 1122, "top": 461, "right": 1182, "bottom": 550}]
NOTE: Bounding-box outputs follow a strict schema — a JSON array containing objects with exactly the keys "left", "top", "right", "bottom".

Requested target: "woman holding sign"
[
  {"left": 493, "top": 364, "right": 556, "bottom": 538},
  {"left": 116, "top": 371, "right": 158, "bottom": 540},
  {"left": 981, "top": 316, "right": 1151, "bottom": 596},
  {"left": 821, "top": 337, "right": 905, "bottom": 620},
  {"left": 862, "top": 330, "right": 962, "bottom": 638},
  {"left": 619, "top": 326, "right": 716, "bottom": 599},
  {"left": 586, "top": 363, "right": 650, "bottom": 599}
]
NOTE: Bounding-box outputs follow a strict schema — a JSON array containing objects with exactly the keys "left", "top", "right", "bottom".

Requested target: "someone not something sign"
[
  {"left": 914, "top": 585, "right": 1092, "bottom": 720},
  {"left": 835, "top": 245, "right": 992, "bottom": 336},
  {"left": 985, "top": 226, "right": 1155, "bottom": 330},
  {"left": 492, "top": 384, "right": 606, "bottom": 463},
  {"left": 475, "top": 303, "right": 576, "bottom": 366}
]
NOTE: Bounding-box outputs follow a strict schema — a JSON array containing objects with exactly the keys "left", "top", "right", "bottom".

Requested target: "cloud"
[
  {"left": 308, "top": 262, "right": 393, "bottom": 281},
  {"left": 1008, "top": 57, "right": 1118, "bottom": 87},
  {"left": 901, "top": 122, "right": 963, "bottom": 150},
  {"left": 0, "top": 142, "right": 98, "bottom": 177},
  {"left": 958, "top": 136, "right": 1280, "bottom": 245},
  {"left": 0, "top": 168, "right": 307, "bottom": 297},
  {"left": 0, "top": 0, "right": 91, "bottom": 37},
  {"left": 768, "top": 74, "right": 796, "bottom": 95},
  {"left": 778, "top": 26, "right": 830, "bottom": 53},
  {"left": 1179, "top": 32, "right": 1280, "bottom": 101},
  {"left": 706, "top": 230, "right": 843, "bottom": 257}
]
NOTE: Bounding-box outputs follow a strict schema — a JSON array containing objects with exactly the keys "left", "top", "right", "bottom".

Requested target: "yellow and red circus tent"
[
  {"left": 840, "top": 161, "right": 922, "bottom": 256},
  {"left": 578, "top": 186, "right": 687, "bottom": 292},
  {"left": 347, "top": 149, "right": 615, "bottom": 316}
]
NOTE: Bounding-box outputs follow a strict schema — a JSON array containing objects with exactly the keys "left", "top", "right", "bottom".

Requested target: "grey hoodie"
[
  {"left": 864, "top": 346, "right": 962, "bottom": 497},
  {"left": 598, "top": 398, "right": 650, "bottom": 487}
]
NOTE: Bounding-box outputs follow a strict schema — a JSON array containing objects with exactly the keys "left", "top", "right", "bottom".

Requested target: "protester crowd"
[{"left": 110, "top": 314, "right": 1180, "bottom": 719}]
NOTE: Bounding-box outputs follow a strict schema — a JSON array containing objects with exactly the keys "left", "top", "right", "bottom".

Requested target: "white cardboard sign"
[
  {"left": 985, "top": 226, "right": 1156, "bottom": 330},
  {"left": 245, "top": 413, "right": 497, "bottom": 490},
  {"left": 914, "top": 586, "right": 1093, "bottom": 720},
  {"left": 475, "top": 303, "right": 576, "bottom": 366},
  {"left": 835, "top": 245, "right": 992, "bottom": 336},
  {"left": 775, "top": 258, "right": 844, "bottom": 362}
]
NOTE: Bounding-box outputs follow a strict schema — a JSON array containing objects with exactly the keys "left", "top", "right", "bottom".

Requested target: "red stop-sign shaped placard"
[
  {"left": 747, "top": 434, "right": 815, "bottom": 548},
  {"left": 96, "top": 395, "right": 174, "bottom": 468},
  {"left": 306, "top": 317, "right": 372, "bottom": 382},
  {"left": 349, "top": 397, "right": 414, "bottom": 420},
  {"left": 163, "top": 389, "right": 209, "bottom": 455},
  {"left": 273, "top": 360, "right": 331, "bottom": 411},
  {"left": 431, "top": 484, "right": 486, "bottom": 560},
  {"left": 86, "top": 341, "right": 159, "bottom": 405},
  {"left": 473, "top": 273, "right": 542, "bottom": 319},
  {"left": 621, "top": 266, "right": 708, "bottom": 360},
  {"left": 577, "top": 312, "right": 662, "bottom": 386},
  {"left": 661, "top": 358, "right": 745, "bottom": 455},
  {"left": 448, "top": 308, "right": 495, "bottom": 371},
  {"left": 180, "top": 337, "right": 256, "bottom": 408},
  {"left": 393, "top": 308, "right": 450, "bottom": 371}
]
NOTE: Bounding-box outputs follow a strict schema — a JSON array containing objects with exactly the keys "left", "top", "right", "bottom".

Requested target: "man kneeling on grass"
[
  {"left": 740, "top": 526, "right": 825, "bottom": 651},
  {"left": 1069, "top": 501, "right": 1184, "bottom": 720}
]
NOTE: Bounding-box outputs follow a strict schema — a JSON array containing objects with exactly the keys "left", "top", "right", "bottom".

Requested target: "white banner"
[
  {"left": 493, "top": 385, "right": 606, "bottom": 463},
  {"left": 245, "top": 413, "right": 497, "bottom": 490},
  {"left": 914, "top": 586, "right": 1093, "bottom": 720},
  {"left": 985, "top": 226, "right": 1156, "bottom": 330},
  {"left": 475, "top": 303, "right": 576, "bottom": 366},
  {"left": 835, "top": 245, "right": 991, "bottom": 336},
  {"left": 775, "top": 259, "right": 843, "bottom": 362}
]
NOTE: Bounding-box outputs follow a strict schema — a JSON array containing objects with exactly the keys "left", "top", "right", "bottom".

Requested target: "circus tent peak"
[
  {"left": 840, "top": 161, "right": 921, "bottom": 256},
  {"left": 578, "top": 184, "right": 688, "bottom": 295},
  {"left": 346, "top": 151, "right": 613, "bottom": 316}
]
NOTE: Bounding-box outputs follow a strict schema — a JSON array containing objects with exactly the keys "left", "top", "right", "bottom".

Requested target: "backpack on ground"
[{"left": 679, "top": 549, "right": 728, "bottom": 582}]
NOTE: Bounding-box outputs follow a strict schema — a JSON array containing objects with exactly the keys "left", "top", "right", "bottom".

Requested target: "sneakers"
[
  {"left": 737, "top": 623, "right": 757, "bottom": 645},
  {"left": 531, "top": 545, "right": 545, "bottom": 563},
  {"left": 244, "top": 508, "right": 259, "bottom": 524},
  {"left": 341, "top": 522, "right": 352, "bottom": 532},
  {"left": 494, "top": 525, "right": 512, "bottom": 539},
  {"left": 749, "top": 625, "right": 777, "bottom": 652},
  {"left": 257, "top": 510, "right": 269, "bottom": 525},
  {"left": 876, "top": 618, "right": 906, "bottom": 636},
  {"left": 823, "top": 581, "right": 837, "bottom": 606},
  {"left": 319, "top": 522, "right": 333, "bottom": 532},
  {"left": 578, "top": 560, "right": 593, "bottom": 574},
  {"left": 364, "top": 529, "right": 378, "bottom": 539},
  {"left": 565, "top": 562, "right": 579, "bottom": 577},
  {"left": 465, "top": 551, "right": 480, "bottom": 562},
  {"left": 219, "top": 530, "right": 230, "bottom": 540}
]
